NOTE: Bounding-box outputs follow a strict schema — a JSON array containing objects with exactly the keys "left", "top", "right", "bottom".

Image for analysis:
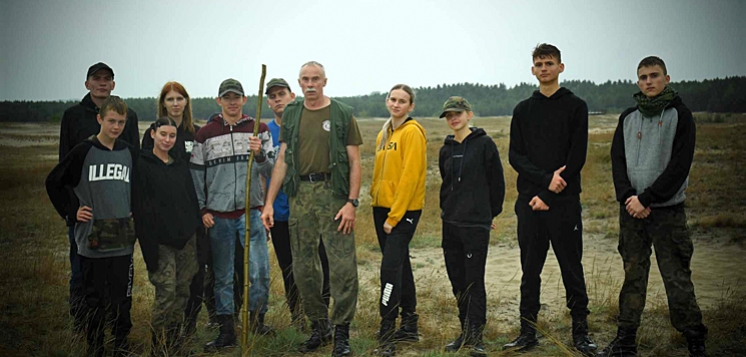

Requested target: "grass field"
[{"left": 0, "top": 113, "right": 745, "bottom": 356}]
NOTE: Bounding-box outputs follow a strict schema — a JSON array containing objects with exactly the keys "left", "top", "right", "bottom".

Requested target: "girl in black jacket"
[
  {"left": 438, "top": 96, "right": 505, "bottom": 357},
  {"left": 134, "top": 117, "right": 202, "bottom": 354},
  {"left": 142, "top": 82, "right": 212, "bottom": 336}
]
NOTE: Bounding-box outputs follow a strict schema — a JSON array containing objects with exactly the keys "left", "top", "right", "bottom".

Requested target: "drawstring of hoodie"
[{"left": 450, "top": 138, "right": 468, "bottom": 191}]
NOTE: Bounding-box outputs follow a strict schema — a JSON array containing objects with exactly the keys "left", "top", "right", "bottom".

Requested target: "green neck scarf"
[{"left": 633, "top": 86, "right": 677, "bottom": 118}]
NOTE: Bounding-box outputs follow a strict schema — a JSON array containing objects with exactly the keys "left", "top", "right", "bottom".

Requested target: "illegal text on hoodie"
[{"left": 46, "top": 135, "right": 138, "bottom": 258}]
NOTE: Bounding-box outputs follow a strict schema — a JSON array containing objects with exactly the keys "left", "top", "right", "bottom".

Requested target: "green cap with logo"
[
  {"left": 439, "top": 96, "right": 472, "bottom": 118},
  {"left": 218, "top": 78, "right": 244, "bottom": 97},
  {"left": 265, "top": 78, "right": 291, "bottom": 95}
]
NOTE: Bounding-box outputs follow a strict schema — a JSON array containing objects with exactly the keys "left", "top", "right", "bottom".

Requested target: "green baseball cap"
[
  {"left": 439, "top": 96, "right": 472, "bottom": 118},
  {"left": 218, "top": 78, "right": 244, "bottom": 97},
  {"left": 265, "top": 78, "right": 291, "bottom": 94}
]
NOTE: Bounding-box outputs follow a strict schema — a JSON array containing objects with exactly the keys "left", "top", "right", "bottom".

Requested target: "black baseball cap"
[{"left": 87, "top": 62, "right": 114, "bottom": 79}]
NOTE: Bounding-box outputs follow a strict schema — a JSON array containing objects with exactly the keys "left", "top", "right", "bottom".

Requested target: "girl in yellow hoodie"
[{"left": 370, "top": 84, "right": 427, "bottom": 356}]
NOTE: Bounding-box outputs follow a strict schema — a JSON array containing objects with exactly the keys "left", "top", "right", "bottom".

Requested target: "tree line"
[{"left": 2, "top": 77, "right": 744, "bottom": 122}]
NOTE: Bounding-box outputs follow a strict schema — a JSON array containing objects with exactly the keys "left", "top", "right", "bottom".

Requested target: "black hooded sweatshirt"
[
  {"left": 133, "top": 149, "right": 202, "bottom": 272},
  {"left": 439, "top": 127, "right": 505, "bottom": 228},
  {"left": 509, "top": 87, "right": 588, "bottom": 206},
  {"left": 141, "top": 121, "right": 201, "bottom": 163}
]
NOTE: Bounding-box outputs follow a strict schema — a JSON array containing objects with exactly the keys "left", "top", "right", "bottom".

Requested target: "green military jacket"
[{"left": 281, "top": 98, "right": 354, "bottom": 198}]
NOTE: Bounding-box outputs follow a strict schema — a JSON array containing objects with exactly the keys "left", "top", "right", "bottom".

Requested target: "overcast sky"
[{"left": 1, "top": 0, "right": 744, "bottom": 101}]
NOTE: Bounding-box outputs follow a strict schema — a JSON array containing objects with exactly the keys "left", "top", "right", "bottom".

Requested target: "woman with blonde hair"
[{"left": 370, "top": 84, "right": 427, "bottom": 356}]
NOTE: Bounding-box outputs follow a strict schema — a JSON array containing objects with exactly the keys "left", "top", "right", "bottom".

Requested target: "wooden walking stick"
[{"left": 242, "top": 64, "right": 266, "bottom": 351}]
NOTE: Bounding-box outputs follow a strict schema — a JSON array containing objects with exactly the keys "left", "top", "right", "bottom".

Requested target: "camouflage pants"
[
  {"left": 148, "top": 236, "right": 198, "bottom": 332},
  {"left": 288, "top": 181, "right": 359, "bottom": 325},
  {"left": 617, "top": 203, "right": 704, "bottom": 332}
]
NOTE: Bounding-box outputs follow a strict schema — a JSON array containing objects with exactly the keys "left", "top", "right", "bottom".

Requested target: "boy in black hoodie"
[
  {"left": 47, "top": 96, "right": 138, "bottom": 357},
  {"left": 438, "top": 96, "right": 505, "bottom": 357},
  {"left": 505, "top": 44, "right": 596, "bottom": 355}
]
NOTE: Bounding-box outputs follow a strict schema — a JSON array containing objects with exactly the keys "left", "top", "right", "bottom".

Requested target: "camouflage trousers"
[
  {"left": 288, "top": 180, "right": 359, "bottom": 325},
  {"left": 148, "top": 235, "right": 198, "bottom": 332},
  {"left": 617, "top": 203, "right": 705, "bottom": 333}
]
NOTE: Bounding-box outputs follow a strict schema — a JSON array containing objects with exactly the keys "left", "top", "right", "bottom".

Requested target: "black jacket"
[
  {"left": 439, "top": 127, "right": 505, "bottom": 228},
  {"left": 133, "top": 149, "right": 202, "bottom": 272},
  {"left": 142, "top": 120, "right": 209, "bottom": 263},
  {"left": 141, "top": 121, "right": 201, "bottom": 163},
  {"left": 509, "top": 87, "right": 588, "bottom": 205},
  {"left": 59, "top": 93, "right": 140, "bottom": 161}
]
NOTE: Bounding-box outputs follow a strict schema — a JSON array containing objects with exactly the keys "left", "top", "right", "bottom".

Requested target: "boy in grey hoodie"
[
  {"left": 47, "top": 96, "right": 138, "bottom": 357},
  {"left": 600, "top": 56, "right": 707, "bottom": 357}
]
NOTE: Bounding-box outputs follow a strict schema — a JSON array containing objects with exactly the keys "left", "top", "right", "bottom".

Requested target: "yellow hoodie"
[{"left": 370, "top": 118, "right": 427, "bottom": 227}]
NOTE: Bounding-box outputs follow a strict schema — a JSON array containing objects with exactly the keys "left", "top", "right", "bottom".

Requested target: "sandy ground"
[{"left": 373, "top": 231, "right": 745, "bottom": 332}]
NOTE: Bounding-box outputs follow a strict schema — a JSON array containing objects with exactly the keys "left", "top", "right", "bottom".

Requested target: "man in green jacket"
[{"left": 262, "top": 61, "right": 363, "bottom": 357}]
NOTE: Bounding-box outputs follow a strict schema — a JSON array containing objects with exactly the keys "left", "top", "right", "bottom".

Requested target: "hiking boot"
[
  {"left": 445, "top": 316, "right": 466, "bottom": 352},
  {"left": 466, "top": 322, "right": 487, "bottom": 357},
  {"left": 299, "top": 319, "right": 332, "bottom": 353},
  {"left": 503, "top": 317, "right": 538, "bottom": 352},
  {"left": 250, "top": 310, "right": 275, "bottom": 336},
  {"left": 375, "top": 319, "right": 397, "bottom": 356},
  {"left": 332, "top": 323, "right": 352, "bottom": 357},
  {"left": 392, "top": 311, "right": 419, "bottom": 342},
  {"left": 596, "top": 327, "right": 637, "bottom": 357},
  {"left": 572, "top": 318, "right": 598, "bottom": 356},
  {"left": 685, "top": 325, "right": 708, "bottom": 357},
  {"left": 204, "top": 315, "right": 237, "bottom": 352}
]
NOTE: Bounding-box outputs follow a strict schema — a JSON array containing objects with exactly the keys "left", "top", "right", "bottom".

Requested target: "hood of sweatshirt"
[
  {"left": 398, "top": 117, "right": 426, "bottom": 137},
  {"left": 80, "top": 93, "right": 98, "bottom": 112},
  {"left": 139, "top": 148, "right": 180, "bottom": 166},
  {"left": 530, "top": 87, "right": 574, "bottom": 101},
  {"left": 85, "top": 134, "right": 131, "bottom": 152},
  {"left": 443, "top": 126, "right": 487, "bottom": 145},
  {"left": 443, "top": 127, "right": 487, "bottom": 184}
]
